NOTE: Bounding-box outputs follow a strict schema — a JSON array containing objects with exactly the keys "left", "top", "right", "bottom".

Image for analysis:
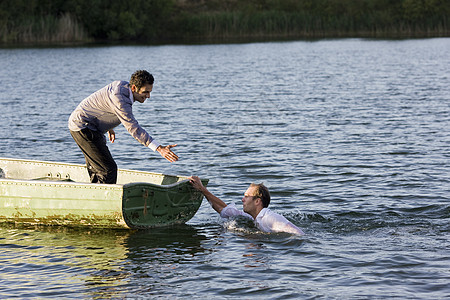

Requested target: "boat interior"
[{"left": 0, "top": 157, "right": 187, "bottom": 186}]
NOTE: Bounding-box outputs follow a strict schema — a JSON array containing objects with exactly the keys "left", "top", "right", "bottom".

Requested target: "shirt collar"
[
  {"left": 129, "top": 88, "right": 134, "bottom": 102},
  {"left": 255, "top": 207, "right": 269, "bottom": 220}
]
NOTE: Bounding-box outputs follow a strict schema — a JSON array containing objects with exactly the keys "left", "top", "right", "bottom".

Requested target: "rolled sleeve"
[{"left": 148, "top": 139, "right": 160, "bottom": 151}]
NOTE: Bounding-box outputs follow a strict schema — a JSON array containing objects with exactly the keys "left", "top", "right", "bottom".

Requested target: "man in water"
[
  {"left": 189, "top": 176, "right": 304, "bottom": 235},
  {"left": 68, "top": 70, "right": 178, "bottom": 184}
]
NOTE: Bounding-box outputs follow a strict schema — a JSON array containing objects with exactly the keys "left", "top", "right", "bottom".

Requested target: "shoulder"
[
  {"left": 220, "top": 203, "right": 252, "bottom": 219},
  {"left": 109, "top": 81, "right": 132, "bottom": 104},
  {"left": 111, "top": 81, "right": 131, "bottom": 96},
  {"left": 258, "top": 208, "right": 286, "bottom": 223},
  {"left": 257, "top": 208, "right": 304, "bottom": 235}
]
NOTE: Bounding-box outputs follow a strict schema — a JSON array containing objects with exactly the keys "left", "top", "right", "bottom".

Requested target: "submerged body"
[
  {"left": 189, "top": 176, "right": 304, "bottom": 235},
  {"left": 221, "top": 202, "right": 304, "bottom": 235}
]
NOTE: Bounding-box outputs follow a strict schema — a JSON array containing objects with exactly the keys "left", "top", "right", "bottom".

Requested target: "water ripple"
[{"left": 0, "top": 38, "right": 449, "bottom": 299}]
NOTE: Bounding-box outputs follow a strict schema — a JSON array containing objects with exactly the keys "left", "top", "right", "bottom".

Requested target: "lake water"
[{"left": 0, "top": 38, "right": 449, "bottom": 299}]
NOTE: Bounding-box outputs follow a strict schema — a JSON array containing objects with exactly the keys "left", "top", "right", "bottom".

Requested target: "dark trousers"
[{"left": 70, "top": 128, "right": 117, "bottom": 184}]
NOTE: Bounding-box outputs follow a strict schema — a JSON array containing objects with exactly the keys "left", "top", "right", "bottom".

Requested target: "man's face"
[
  {"left": 242, "top": 186, "right": 259, "bottom": 214},
  {"left": 132, "top": 83, "right": 153, "bottom": 103}
]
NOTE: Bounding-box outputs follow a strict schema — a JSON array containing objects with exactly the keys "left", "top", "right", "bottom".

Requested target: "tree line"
[{"left": 1, "top": 0, "right": 448, "bottom": 45}]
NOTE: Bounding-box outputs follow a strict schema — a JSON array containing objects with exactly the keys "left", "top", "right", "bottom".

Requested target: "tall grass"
[
  {"left": 171, "top": 10, "right": 449, "bottom": 40},
  {"left": 1, "top": 0, "right": 448, "bottom": 45},
  {"left": 1, "top": 13, "right": 90, "bottom": 45}
]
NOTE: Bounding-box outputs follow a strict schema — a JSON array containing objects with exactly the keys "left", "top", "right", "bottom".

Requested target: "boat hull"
[{"left": 0, "top": 157, "right": 207, "bottom": 229}]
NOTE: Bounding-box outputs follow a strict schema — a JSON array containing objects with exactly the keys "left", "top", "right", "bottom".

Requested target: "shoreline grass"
[
  {"left": 1, "top": 13, "right": 90, "bottom": 45},
  {"left": 169, "top": 10, "right": 449, "bottom": 40},
  {"left": 1, "top": 0, "right": 449, "bottom": 46}
]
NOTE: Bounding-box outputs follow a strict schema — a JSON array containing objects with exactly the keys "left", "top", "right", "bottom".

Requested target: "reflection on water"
[
  {"left": 242, "top": 242, "right": 270, "bottom": 269},
  {"left": 0, "top": 224, "right": 128, "bottom": 298},
  {"left": 0, "top": 224, "right": 212, "bottom": 299}
]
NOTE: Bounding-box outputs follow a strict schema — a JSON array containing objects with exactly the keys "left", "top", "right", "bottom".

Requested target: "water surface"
[{"left": 0, "top": 38, "right": 449, "bottom": 299}]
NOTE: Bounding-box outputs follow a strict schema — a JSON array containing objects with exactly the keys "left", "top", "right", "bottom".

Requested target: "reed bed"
[
  {"left": 1, "top": 0, "right": 449, "bottom": 45},
  {"left": 171, "top": 10, "right": 449, "bottom": 39},
  {"left": 1, "top": 13, "right": 89, "bottom": 45}
]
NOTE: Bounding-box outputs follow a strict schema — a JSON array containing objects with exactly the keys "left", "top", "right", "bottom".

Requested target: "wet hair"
[
  {"left": 130, "top": 70, "right": 154, "bottom": 90},
  {"left": 250, "top": 183, "right": 271, "bottom": 208}
]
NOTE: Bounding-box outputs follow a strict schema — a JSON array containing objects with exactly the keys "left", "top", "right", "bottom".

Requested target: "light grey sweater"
[{"left": 68, "top": 80, "right": 159, "bottom": 150}]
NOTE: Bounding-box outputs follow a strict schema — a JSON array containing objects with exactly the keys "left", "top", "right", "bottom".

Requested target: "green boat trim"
[{"left": 0, "top": 157, "right": 208, "bottom": 229}]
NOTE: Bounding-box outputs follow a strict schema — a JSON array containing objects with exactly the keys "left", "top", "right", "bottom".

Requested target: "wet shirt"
[
  {"left": 220, "top": 203, "right": 305, "bottom": 235},
  {"left": 68, "top": 80, "right": 159, "bottom": 150}
]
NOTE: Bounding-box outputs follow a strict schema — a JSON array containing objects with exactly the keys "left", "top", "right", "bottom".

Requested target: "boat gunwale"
[
  {"left": 0, "top": 156, "right": 184, "bottom": 179},
  {"left": 0, "top": 157, "right": 201, "bottom": 189},
  {"left": 0, "top": 178, "right": 193, "bottom": 190}
]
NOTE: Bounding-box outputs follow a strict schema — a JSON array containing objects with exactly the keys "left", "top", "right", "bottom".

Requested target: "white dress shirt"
[{"left": 220, "top": 203, "right": 304, "bottom": 235}]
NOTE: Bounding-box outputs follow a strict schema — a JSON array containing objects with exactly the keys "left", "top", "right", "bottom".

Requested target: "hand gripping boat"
[{"left": 0, "top": 157, "right": 207, "bottom": 229}]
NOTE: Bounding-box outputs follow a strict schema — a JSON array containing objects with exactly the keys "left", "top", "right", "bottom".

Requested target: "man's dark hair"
[
  {"left": 130, "top": 70, "right": 154, "bottom": 90},
  {"left": 251, "top": 183, "right": 271, "bottom": 208}
]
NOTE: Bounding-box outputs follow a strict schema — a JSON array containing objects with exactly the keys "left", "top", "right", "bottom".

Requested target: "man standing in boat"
[
  {"left": 68, "top": 70, "right": 178, "bottom": 184},
  {"left": 189, "top": 176, "right": 304, "bottom": 235}
]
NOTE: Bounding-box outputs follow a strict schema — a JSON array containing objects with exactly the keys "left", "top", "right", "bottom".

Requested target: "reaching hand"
[
  {"left": 157, "top": 144, "right": 179, "bottom": 162},
  {"left": 188, "top": 176, "right": 205, "bottom": 192},
  {"left": 108, "top": 130, "right": 116, "bottom": 143}
]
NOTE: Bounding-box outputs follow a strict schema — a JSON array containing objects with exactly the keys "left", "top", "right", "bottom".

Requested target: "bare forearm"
[
  {"left": 189, "top": 176, "right": 227, "bottom": 214},
  {"left": 199, "top": 187, "right": 227, "bottom": 214}
]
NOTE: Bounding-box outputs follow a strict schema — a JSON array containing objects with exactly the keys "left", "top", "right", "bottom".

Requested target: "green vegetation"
[{"left": 1, "top": 0, "right": 449, "bottom": 45}]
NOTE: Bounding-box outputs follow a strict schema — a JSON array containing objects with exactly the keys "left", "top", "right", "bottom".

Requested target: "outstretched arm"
[{"left": 189, "top": 176, "right": 227, "bottom": 214}]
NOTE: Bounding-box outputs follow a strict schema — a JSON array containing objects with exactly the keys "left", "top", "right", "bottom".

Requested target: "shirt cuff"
[{"left": 148, "top": 140, "right": 160, "bottom": 152}]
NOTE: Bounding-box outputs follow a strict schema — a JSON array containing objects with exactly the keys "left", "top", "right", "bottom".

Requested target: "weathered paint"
[
  {"left": 122, "top": 182, "right": 204, "bottom": 229},
  {"left": 0, "top": 157, "right": 208, "bottom": 229}
]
